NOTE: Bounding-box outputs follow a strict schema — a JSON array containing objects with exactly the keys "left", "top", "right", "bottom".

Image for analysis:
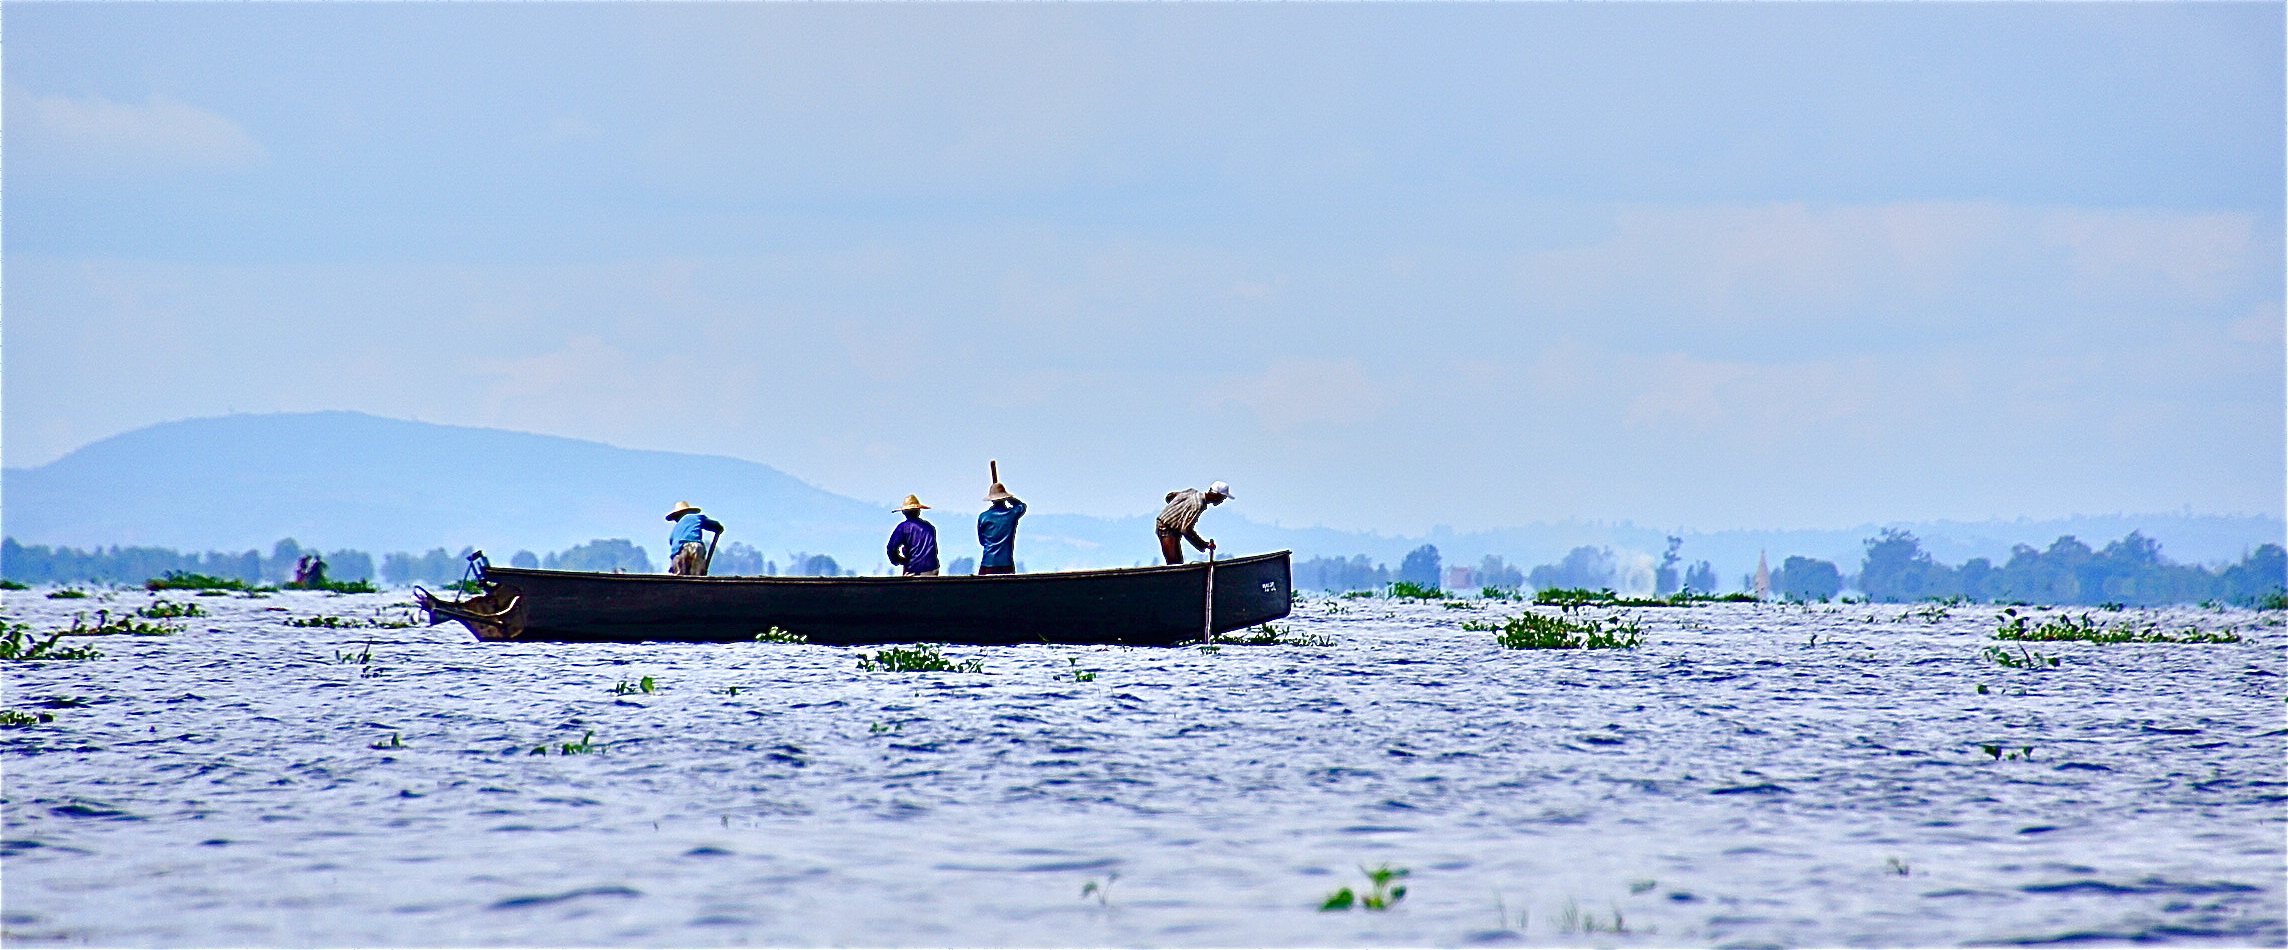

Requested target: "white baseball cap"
[{"left": 1209, "top": 480, "right": 1234, "bottom": 498}]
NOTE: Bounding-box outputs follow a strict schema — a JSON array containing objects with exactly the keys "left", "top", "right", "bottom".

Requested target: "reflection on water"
[{"left": 3, "top": 589, "right": 2282, "bottom": 947}]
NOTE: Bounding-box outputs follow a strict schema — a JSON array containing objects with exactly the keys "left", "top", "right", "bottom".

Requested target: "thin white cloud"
[
  {"left": 13, "top": 90, "right": 269, "bottom": 173},
  {"left": 1512, "top": 201, "right": 2267, "bottom": 333},
  {"left": 1205, "top": 358, "right": 1394, "bottom": 433}
]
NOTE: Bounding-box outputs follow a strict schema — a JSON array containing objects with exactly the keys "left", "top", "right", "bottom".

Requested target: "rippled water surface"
[{"left": 3, "top": 587, "right": 2282, "bottom": 947}]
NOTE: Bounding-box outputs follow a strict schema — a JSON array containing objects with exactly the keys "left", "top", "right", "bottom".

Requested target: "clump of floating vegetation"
[
  {"left": 292, "top": 578, "right": 381, "bottom": 594},
  {"left": 285, "top": 615, "right": 368, "bottom": 628},
  {"left": 2257, "top": 590, "right": 2287, "bottom": 611},
  {"left": 137, "top": 599, "right": 205, "bottom": 619},
  {"left": 857, "top": 644, "right": 983, "bottom": 673},
  {"left": 1339, "top": 590, "right": 1377, "bottom": 599},
  {"left": 146, "top": 572, "right": 270, "bottom": 592},
  {"left": 753, "top": 626, "right": 807, "bottom": 643},
  {"left": 0, "top": 623, "right": 105, "bottom": 661},
  {"left": 1535, "top": 587, "right": 1755, "bottom": 609},
  {"left": 1480, "top": 586, "right": 1523, "bottom": 601},
  {"left": 1387, "top": 581, "right": 1444, "bottom": 600},
  {"left": 532, "top": 730, "right": 603, "bottom": 755},
  {"left": 1467, "top": 611, "right": 1643, "bottom": 649},
  {"left": 0, "top": 709, "right": 55, "bottom": 726},
  {"left": 1222, "top": 623, "right": 1335, "bottom": 647},
  {"left": 45, "top": 589, "right": 90, "bottom": 600},
  {"left": 1556, "top": 898, "right": 1632, "bottom": 934},
  {"left": 65, "top": 610, "right": 178, "bottom": 637},
  {"left": 0, "top": 579, "right": 26, "bottom": 590},
  {"left": 1321, "top": 864, "right": 1409, "bottom": 912},
  {"left": 1979, "top": 743, "right": 2035, "bottom": 761},
  {"left": 611, "top": 676, "right": 659, "bottom": 695},
  {"left": 1982, "top": 645, "right": 2061, "bottom": 669},
  {"left": 1993, "top": 608, "right": 2241, "bottom": 644}
]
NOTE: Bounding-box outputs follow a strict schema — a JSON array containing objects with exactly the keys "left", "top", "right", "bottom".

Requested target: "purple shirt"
[{"left": 886, "top": 516, "right": 940, "bottom": 574}]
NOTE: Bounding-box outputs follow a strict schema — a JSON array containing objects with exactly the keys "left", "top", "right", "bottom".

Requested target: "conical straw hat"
[
  {"left": 898, "top": 494, "right": 930, "bottom": 511},
  {"left": 665, "top": 501, "right": 701, "bottom": 521},
  {"left": 984, "top": 482, "right": 1013, "bottom": 502}
]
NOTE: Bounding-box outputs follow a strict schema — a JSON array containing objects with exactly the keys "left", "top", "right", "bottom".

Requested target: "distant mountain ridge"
[{"left": 5, "top": 412, "right": 2280, "bottom": 583}]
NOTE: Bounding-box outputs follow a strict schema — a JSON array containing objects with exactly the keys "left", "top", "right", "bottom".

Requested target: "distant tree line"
[
  {"left": 3, "top": 537, "right": 378, "bottom": 588},
  {"left": 2, "top": 536, "right": 864, "bottom": 586},
  {"left": 1855, "top": 529, "right": 2283, "bottom": 606}
]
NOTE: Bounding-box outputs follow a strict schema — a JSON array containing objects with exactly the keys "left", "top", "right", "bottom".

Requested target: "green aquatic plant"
[
  {"left": 1982, "top": 645, "right": 2060, "bottom": 669},
  {"left": 1901, "top": 602, "right": 1951, "bottom": 623},
  {"left": 1536, "top": 587, "right": 1746, "bottom": 609},
  {"left": 0, "top": 624, "right": 104, "bottom": 661},
  {"left": 611, "top": 676, "right": 658, "bottom": 695},
  {"left": 1388, "top": 581, "right": 1444, "bottom": 600},
  {"left": 286, "top": 615, "right": 366, "bottom": 628},
  {"left": 1978, "top": 744, "right": 2036, "bottom": 762},
  {"left": 63, "top": 610, "right": 178, "bottom": 637},
  {"left": 719, "top": 686, "right": 741, "bottom": 696},
  {"left": 46, "top": 589, "right": 89, "bottom": 600},
  {"left": 137, "top": 599, "right": 206, "bottom": 619},
  {"left": 1320, "top": 864, "right": 1409, "bottom": 911},
  {"left": 1534, "top": 587, "right": 1616, "bottom": 608},
  {"left": 532, "top": 730, "right": 603, "bottom": 755},
  {"left": 1441, "top": 600, "right": 1477, "bottom": 610},
  {"left": 2256, "top": 590, "right": 2287, "bottom": 611},
  {"left": 753, "top": 626, "right": 807, "bottom": 643},
  {"left": 0, "top": 579, "right": 26, "bottom": 590},
  {"left": 1080, "top": 874, "right": 1117, "bottom": 906},
  {"left": 1887, "top": 856, "right": 1912, "bottom": 876},
  {"left": 146, "top": 572, "right": 265, "bottom": 592},
  {"left": 1993, "top": 609, "right": 2240, "bottom": 644},
  {"left": 1556, "top": 898, "right": 1630, "bottom": 934},
  {"left": 1467, "top": 611, "right": 1643, "bottom": 650},
  {"left": 1339, "top": 590, "right": 1377, "bottom": 599},
  {"left": 857, "top": 644, "right": 982, "bottom": 673},
  {"left": 0, "top": 709, "right": 55, "bottom": 726},
  {"left": 291, "top": 578, "right": 380, "bottom": 594},
  {"left": 1222, "top": 623, "right": 1335, "bottom": 647},
  {"left": 1480, "top": 586, "right": 1522, "bottom": 601},
  {"left": 371, "top": 733, "right": 404, "bottom": 749}
]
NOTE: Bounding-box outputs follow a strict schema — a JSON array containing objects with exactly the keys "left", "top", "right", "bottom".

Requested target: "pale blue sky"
[{"left": 5, "top": 2, "right": 2281, "bottom": 535}]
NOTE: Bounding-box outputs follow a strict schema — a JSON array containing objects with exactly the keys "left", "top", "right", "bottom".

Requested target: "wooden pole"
[
  {"left": 990, "top": 460, "right": 999, "bottom": 484},
  {"left": 1203, "top": 542, "right": 1216, "bottom": 642}
]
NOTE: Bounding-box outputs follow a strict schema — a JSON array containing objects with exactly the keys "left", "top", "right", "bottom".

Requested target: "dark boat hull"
[{"left": 418, "top": 551, "right": 1293, "bottom": 646}]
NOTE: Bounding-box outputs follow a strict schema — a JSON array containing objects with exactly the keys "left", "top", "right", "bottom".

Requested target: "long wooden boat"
[{"left": 416, "top": 550, "right": 1292, "bottom": 646}]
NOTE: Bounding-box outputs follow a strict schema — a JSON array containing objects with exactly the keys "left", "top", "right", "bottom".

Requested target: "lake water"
[{"left": 3, "top": 587, "right": 2282, "bottom": 947}]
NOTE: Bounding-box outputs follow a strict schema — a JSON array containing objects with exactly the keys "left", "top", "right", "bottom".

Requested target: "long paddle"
[{"left": 703, "top": 527, "right": 722, "bottom": 575}]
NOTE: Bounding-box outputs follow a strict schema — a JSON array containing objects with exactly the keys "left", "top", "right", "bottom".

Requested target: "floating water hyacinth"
[{"left": 1465, "top": 611, "right": 1644, "bottom": 649}]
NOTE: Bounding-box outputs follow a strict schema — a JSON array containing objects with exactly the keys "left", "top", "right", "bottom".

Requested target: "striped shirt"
[{"left": 1155, "top": 489, "right": 1212, "bottom": 537}]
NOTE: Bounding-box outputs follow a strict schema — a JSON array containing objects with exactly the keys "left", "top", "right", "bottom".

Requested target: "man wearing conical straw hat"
[
  {"left": 1155, "top": 481, "right": 1232, "bottom": 565},
  {"left": 977, "top": 461, "right": 1027, "bottom": 576},
  {"left": 886, "top": 494, "right": 941, "bottom": 577},
  {"left": 664, "top": 501, "right": 725, "bottom": 576}
]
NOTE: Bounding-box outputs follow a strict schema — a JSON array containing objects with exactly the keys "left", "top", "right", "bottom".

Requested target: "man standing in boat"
[
  {"left": 665, "top": 501, "right": 724, "bottom": 575},
  {"left": 977, "top": 474, "right": 1026, "bottom": 575},
  {"left": 1155, "top": 481, "right": 1231, "bottom": 565},
  {"left": 887, "top": 495, "right": 941, "bottom": 576}
]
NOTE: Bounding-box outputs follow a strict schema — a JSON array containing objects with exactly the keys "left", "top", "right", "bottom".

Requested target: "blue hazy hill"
[
  {"left": 5, "top": 411, "right": 2280, "bottom": 583},
  {"left": 1, "top": 412, "right": 895, "bottom": 563}
]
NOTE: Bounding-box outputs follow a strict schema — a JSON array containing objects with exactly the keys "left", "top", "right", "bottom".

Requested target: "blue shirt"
[
  {"left": 886, "top": 516, "right": 939, "bottom": 574},
  {"left": 976, "top": 498, "right": 1026, "bottom": 569},
  {"left": 668, "top": 513, "right": 723, "bottom": 558}
]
